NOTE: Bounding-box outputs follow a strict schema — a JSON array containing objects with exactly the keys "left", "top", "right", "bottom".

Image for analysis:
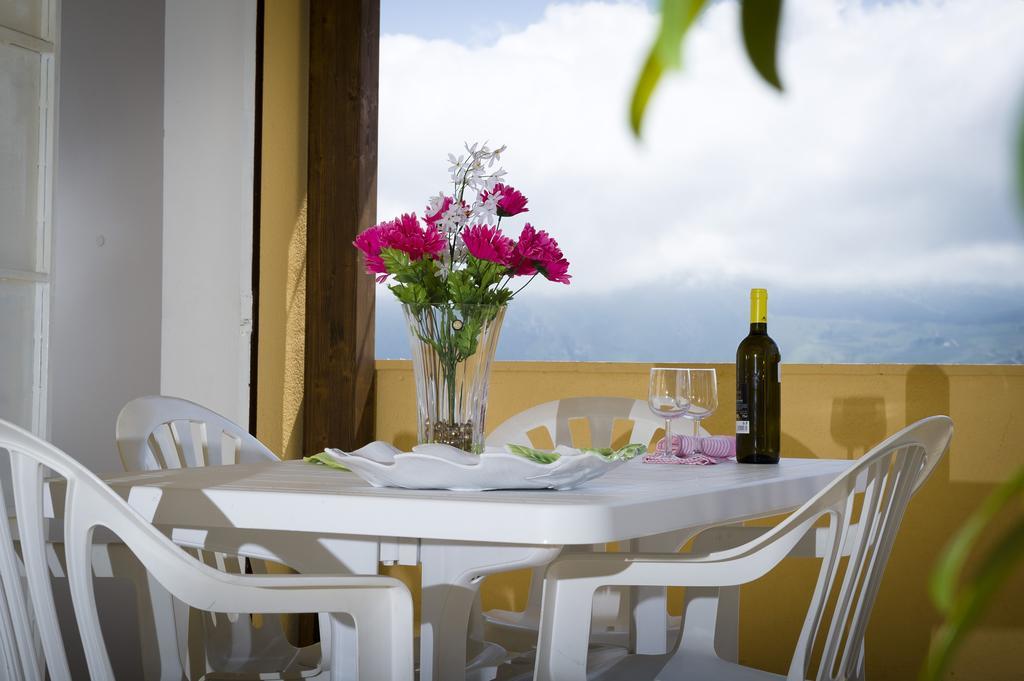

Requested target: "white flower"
[
  {"left": 449, "top": 142, "right": 510, "bottom": 193},
  {"left": 437, "top": 202, "right": 467, "bottom": 234},
  {"left": 425, "top": 192, "right": 448, "bottom": 219},
  {"left": 472, "top": 193, "right": 500, "bottom": 225}
]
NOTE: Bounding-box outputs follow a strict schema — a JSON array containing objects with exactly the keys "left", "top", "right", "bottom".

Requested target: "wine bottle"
[{"left": 736, "top": 288, "right": 781, "bottom": 463}]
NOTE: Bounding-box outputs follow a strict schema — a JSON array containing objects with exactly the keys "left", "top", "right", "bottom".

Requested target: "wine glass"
[
  {"left": 648, "top": 368, "right": 691, "bottom": 456},
  {"left": 686, "top": 368, "right": 718, "bottom": 455}
]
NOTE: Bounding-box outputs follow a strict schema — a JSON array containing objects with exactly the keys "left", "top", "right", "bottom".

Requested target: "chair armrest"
[
  {"left": 174, "top": 571, "right": 411, "bottom": 616},
  {"left": 545, "top": 510, "right": 824, "bottom": 591},
  {"left": 692, "top": 522, "right": 860, "bottom": 558}
]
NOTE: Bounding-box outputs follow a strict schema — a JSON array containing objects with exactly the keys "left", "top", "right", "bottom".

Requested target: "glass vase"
[{"left": 402, "top": 303, "right": 506, "bottom": 453}]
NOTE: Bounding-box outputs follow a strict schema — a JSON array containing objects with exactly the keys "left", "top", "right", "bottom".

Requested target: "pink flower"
[
  {"left": 482, "top": 183, "right": 529, "bottom": 217},
  {"left": 353, "top": 223, "right": 391, "bottom": 281},
  {"left": 423, "top": 194, "right": 454, "bottom": 229},
  {"left": 509, "top": 223, "right": 568, "bottom": 279},
  {"left": 537, "top": 256, "right": 571, "bottom": 285},
  {"left": 353, "top": 213, "right": 445, "bottom": 281},
  {"left": 461, "top": 224, "right": 515, "bottom": 265},
  {"left": 386, "top": 213, "right": 446, "bottom": 261}
]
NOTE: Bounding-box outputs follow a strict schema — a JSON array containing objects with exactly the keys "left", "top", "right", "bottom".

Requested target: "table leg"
[{"left": 418, "top": 541, "right": 561, "bottom": 681}]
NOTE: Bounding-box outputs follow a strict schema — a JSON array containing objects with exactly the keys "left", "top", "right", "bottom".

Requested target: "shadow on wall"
[
  {"left": 830, "top": 396, "right": 887, "bottom": 459},
  {"left": 871, "top": 366, "right": 1023, "bottom": 679}
]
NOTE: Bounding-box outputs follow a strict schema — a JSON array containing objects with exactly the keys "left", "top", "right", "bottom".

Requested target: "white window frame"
[{"left": 0, "top": 0, "right": 57, "bottom": 435}]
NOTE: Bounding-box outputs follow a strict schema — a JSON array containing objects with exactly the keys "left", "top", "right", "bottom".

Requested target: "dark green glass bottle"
[{"left": 736, "top": 288, "right": 781, "bottom": 463}]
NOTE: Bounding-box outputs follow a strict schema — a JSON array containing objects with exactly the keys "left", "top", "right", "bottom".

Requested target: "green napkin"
[{"left": 303, "top": 451, "right": 350, "bottom": 472}]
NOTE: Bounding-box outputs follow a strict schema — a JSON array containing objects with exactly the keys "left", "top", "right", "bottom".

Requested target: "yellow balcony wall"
[{"left": 376, "top": 360, "right": 1024, "bottom": 681}]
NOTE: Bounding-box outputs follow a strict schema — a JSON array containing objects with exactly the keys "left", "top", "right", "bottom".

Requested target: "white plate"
[{"left": 322, "top": 442, "right": 641, "bottom": 491}]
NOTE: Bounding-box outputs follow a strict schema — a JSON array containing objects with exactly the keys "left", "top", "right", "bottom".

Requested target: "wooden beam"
[{"left": 304, "top": 0, "right": 378, "bottom": 454}]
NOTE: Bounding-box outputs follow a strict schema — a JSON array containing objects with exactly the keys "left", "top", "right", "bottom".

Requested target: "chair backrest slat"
[
  {"left": 7, "top": 454, "right": 74, "bottom": 681},
  {"left": 116, "top": 396, "right": 277, "bottom": 473},
  {"left": 0, "top": 467, "right": 45, "bottom": 681},
  {"left": 771, "top": 415, "right": 952, "bottom": 681},
  {"left": 486, "top": 396, "right": 709, "bottom": 451}
]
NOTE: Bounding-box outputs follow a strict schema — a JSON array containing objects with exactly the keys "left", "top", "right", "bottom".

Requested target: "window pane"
[
  {"left": 0, "top": 279, "right": 42, "bottom": 430},
  {"left": 0, "top": 0, "right": 46, "bottom": 40},
  {"left": 377, "top": 1, "right": 1024, "bottom": 364},
  {"left": 0, "top": 40, "right": 41, "bottom": 272}
]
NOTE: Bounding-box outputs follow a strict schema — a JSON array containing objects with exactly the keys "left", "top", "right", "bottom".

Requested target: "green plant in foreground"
[
  {"left": 630, "top": 0, "right": 1024, "bottom": 212},
  {"left": 922, "top": 464, "right": 1024, "bottom": 680}
]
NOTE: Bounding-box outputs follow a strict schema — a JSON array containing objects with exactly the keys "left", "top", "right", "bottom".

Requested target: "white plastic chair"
[
  {"left": 116, "top": 395, "right": 279, "bottom": 473},
  {"left": 484, "top": 397, "right": 709, "bottom": 649},
  {"left": 0, "top": 418, "right": 414, "bottom": 681},
  {"left": 487, "top": 397, "right": 683, "bottom": 453},
  {"left": 532, "top": 415, "right": 954, "bottom": 681},
  {"left": 116, "top": 395, "right": 330, "bottom": 679}
]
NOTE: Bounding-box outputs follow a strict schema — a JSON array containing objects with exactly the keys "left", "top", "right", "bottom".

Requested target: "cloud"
[{"left": 378, "top": 0, "right": 1024, "bottom": 298}]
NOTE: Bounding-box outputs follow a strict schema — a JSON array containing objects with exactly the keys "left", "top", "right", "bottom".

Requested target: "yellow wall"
[
  {"left": 378, "top": 360, "right": 1024, "bottom": 681},
  {"left": 255, "top": 0, "right": 308, "bottom": 460}
]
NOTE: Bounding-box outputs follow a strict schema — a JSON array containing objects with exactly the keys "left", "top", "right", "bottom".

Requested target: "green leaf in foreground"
[
  {"left": 303, "top": 451, "right": 350, "bottom": 472},
  {"left": 740, "top": 0, "right": 784, "bottom": 91},
  {"left": 923, "top": 516, "right": 1024, "bottom": 681},
  {"left": 629, "top": 0, "right": 708, "bottom": 137},
  {"left": 507, "top": 444, "right": 561, "bottom": 464},
  {"left": 930, "top": 464, "right": 1024, "bottom": 613}
]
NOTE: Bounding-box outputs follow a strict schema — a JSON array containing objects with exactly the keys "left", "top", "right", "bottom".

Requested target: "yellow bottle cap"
[{"left": 750, "top": 288, "right": 768, "bottom": 324}]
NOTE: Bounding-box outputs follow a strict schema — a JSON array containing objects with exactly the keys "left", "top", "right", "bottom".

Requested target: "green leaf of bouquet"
[
  {"left": 453, "top": 317, "right": 482, "bottom": 359},
  {"left": 447, "top": 270, "right": 476, "bottom": 305},
  {"left": 467, "top": 257, "right": 504, "bottom": 290},
  {"left": 507, "top": 444, "right": 561, "bottom": 464},
  {"left": 740, "top": 0, "right": 784, "bottom": 91},
  {"left": 389, "top": 282, "right": 428, "bottom": 308},
  {"left": 380, "top": 247, "right": 412, "bottom": 276},
  {"left": 923, "top": 516, "right": 1024, "bottom": 681},
  {"left": 930, "top": 463, "right": 1024, "bottom": 613},
  {"left": 303, "top": 451, "right": 350, "bottom": 472}
]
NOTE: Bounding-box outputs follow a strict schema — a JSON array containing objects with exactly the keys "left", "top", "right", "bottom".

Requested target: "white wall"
[
  {"left": 52, "top": 0, "right": 165, "bottom": 475},
  {"left": 161, "top": 0, "right": 257, "bottom": 427},
  {"left": 51, "top": 2, "right": 257, "bottom": 677},
  {"left": 52, "top": 3, "right": 165, "bottom": 677}
]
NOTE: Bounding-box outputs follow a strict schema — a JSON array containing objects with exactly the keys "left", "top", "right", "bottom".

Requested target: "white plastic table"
[{"left": 96, "top": 456, "right": 852, "bottom": 681}]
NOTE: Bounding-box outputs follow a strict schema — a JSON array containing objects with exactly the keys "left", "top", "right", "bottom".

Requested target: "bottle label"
[{"left": 736, "top": 420, "right": 750, "bottom": 434}]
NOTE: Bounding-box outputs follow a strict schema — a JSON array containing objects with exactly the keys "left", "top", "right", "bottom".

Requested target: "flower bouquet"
[{"left": 354, "top": 143, "right": 571, "bottom": 452}]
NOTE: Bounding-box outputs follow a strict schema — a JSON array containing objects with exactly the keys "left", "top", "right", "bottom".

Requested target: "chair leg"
[
  {"left": 337, "top": 589, "right": 414, "bottom": 681},
  {"left": 535, "top": 574, "right": 598, "bottom": 681},
  {"left": 678, "top": 585, "right": 740, "bottom": 661},
  {"left": 103, "top": 542, "right": 186, "bottom": 680},
  {"left": 715, "top": 586, "right": 740, "bottom": 662}
]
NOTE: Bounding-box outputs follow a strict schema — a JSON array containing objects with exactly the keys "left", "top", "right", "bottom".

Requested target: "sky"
[{"left": 375, "top": 0, "right": 1024, "bottom": 363}]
